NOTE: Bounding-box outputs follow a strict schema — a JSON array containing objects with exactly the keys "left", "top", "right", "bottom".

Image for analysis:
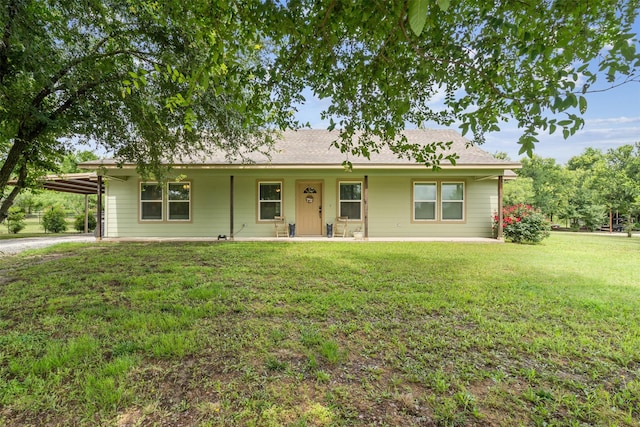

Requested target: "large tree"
[
  {"left": 566, "top": 145, "right": 640, "bottom": 232},
  {"left": 590, "top": 144, "right": 640, "bottom": 234},
  {"left": 0, "top": 0, "right": 287, "bottom": 221},
  {"left": 517, "top": 156, "right": 567, "bottom": 220},
  {"left": 2, "top": 0, "right": 640, "bottom": 222}
]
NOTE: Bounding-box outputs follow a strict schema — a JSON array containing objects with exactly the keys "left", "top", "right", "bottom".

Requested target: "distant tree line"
[{"left": 503, "top": 143, "right": 640, "bottom": 235}]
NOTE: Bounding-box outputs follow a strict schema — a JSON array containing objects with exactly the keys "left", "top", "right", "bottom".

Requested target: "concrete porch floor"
[{"left": 101, "top": 236, "right": 502, "bottom": 243}]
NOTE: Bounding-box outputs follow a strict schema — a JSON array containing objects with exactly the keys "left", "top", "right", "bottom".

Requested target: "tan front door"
[{"left": 296, "top": 181, "right": 323, "bottom": 236}]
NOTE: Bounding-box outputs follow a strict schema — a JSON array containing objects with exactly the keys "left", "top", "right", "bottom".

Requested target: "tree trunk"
[
  {"left": 0, "top": 161, "right": 27, "bottom": 223},
  {"left": 0, "top": 137, "right": 27, "bottom": 194},
  {"left": 0, "top": 120, "right": 47, "bottom": 222}
]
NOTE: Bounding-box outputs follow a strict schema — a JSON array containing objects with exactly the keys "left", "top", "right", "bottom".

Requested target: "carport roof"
[{"left": 9, "top": 172, "right": 104, "bottom": 195}]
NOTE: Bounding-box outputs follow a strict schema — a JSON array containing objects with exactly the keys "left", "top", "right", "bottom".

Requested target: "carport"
[{"left": 15, "top": 172, "right": 104, "bottom": 238}]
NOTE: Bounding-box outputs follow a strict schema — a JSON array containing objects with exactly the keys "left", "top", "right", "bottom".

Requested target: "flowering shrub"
[{"left": 493, "top": 204, "right": 551, "bottom": 243}]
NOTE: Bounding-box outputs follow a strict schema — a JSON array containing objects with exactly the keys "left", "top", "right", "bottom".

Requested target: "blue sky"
[
  {"left": 481, "top": 79, "right": 640, "bottom": 164},
  {"left": 294, "top": 21, "right": 640, "bottom": 165}
]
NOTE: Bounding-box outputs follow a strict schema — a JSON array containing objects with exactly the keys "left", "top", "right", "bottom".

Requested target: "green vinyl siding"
[
  {"left": 103, "top": 168, "right": 501, "bottom": 238},
  {"left": 105, "top": 172, "right": 228, "bottom": 238},
  {"left": 367, "top": 176, "right": 496, "bottom": 238}
]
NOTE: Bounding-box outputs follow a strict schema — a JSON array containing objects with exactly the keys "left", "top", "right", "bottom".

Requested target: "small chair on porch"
[
  {"left": 274, "top": 216, "right": 289, "bottom": 237},
  {"left": 334, "top": 216, "right": 348, "bottom": 238}
]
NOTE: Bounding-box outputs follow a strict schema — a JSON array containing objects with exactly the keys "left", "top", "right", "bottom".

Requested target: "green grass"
[{"left": 0, "top": 234, "right": 639, "bottom": 426}]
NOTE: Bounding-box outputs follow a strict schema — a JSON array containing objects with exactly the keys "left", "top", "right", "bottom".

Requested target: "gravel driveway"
[{"left": 0, "top": 235, "right": 96, "bottom": 256}]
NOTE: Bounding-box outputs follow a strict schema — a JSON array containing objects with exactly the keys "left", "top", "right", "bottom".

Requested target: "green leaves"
[
  {"left": 407, "top": 0, "right": 428, "bottom": 36},
  {"left": 518, "top": 135, "right": 538, "bottom": 157},
  {"left": 437, "top": 0, "right": 451, "bottom": 12},
  {"left": 276, "top": 0, "right": 640, "bottom": 165},
  {"left": 579, "top": 96, "right": 587, "bottom": 114},
  {"left": 408, "top": 0, "right": 450, "bottom": 36}
]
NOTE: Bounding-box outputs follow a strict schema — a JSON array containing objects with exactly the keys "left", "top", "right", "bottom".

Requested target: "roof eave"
[{"left": 81, "top": 162, "right": 522, "bottom": 171}]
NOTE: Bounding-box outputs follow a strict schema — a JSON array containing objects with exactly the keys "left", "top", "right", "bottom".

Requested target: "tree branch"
[
  {"left": 582, "top": 75, "right": 640, "bottom": 94},
  {"left": 321, "top": 0, "right": 337, "bottom": 37},
  {"left": 31, "top": 35, "right": 158, "bottom": 110},
  {"left": 401, "top": 22, "right": 512, "bottom": 102},
  {"left": 49, "top": 79, "right": 113, "bottom": 122}
]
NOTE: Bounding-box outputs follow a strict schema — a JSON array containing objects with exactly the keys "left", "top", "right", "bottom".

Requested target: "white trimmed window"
[
  {"left": 259, "top": 181, "right": 282, "bottom": 220},
  {"left": 441, "top": 182, "right": 464, "bottom": 221},
  {"left": 168, "top": 182, "right": 191, "bottom": 221},
  {"left": 413, "top": 182, "right": 437, "bottom": 221},
  {"left": 339, "top": 181, "right": 362, "bottom": 220},
  {"left": 140, "top": 183, "right": 163, "bottom": 221}
]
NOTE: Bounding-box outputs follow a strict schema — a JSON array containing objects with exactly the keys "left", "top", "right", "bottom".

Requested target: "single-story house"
[{"left": 81, "top": 129, "right": 520, "bottom": 239}]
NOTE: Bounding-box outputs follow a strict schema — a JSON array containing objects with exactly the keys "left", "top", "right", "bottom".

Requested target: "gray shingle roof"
[
  {"left": 250, "top": 129, "right": 504, "bottom": 166},
  {"left": 85, "top": 129, "right": 519, "bottom": 169},
  {"left": 209, "top": 129, "right": 516, "bottom": 167}
]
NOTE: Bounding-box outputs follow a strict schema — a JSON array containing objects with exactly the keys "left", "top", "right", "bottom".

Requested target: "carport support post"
[
  {"left": 84, "top": 194, "right": 89, "bottom": 233},
  {"left": 96, "top": 175, "right": 102, "bottom": 240},
  {"left": 497, "top": 176, "right": 504, "bottom": 239}
]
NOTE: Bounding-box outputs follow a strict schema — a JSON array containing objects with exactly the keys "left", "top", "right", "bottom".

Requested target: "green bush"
[
  {"left": 7, "top": 207, "right": 26, "bottom": 234},
  {"left": 74, "top": 211, "right": 97, "bottom": 232},
  {"left": 493, "top": 204, "right": 551, "bottom": 244},
  {"left": 42, "top": 205, "right": 68, "bottom": 233}
]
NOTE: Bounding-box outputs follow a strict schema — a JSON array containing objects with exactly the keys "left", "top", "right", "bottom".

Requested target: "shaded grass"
[{"left": 0, "top": 234, "right": 639, "bottom": 426}]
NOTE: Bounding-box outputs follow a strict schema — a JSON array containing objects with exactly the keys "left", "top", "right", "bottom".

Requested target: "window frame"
[
  {"left": 139, "top": 181, "right": 193, "bottom": 223},
  {"left": 338, "top": 181, "right": 363, "bottom": 221},
  {"left": 140, "top": 182, "right": 164, "bottom": 222},
  {"left": 411, "top": 180, "right": 466, "bottom": 223},
  {"left": 440, "top": 181, "right": 465, "bottom": 221},
  {"left": 167, "top": 182, "right": 192, "bottom": 222},
  {"left": 257, "top": 181, "right": 283, "bottom": 222},
  {"left": 412, "top": 181, "right": 437, "bottom": 222}
]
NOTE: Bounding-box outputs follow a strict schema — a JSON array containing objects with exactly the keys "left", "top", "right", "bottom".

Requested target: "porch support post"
[
  {"left": 497, "top": 175, "right": 504, "bottom": 239},
  {"left": 84, "top": 194, "right": 89, "bottom": 233},
  {"left": 230, "top": 175, "right": 234, "bottom": 238},
  {"left": 364, "top": 175, "right": 369, "bottom": 238},
  {"left": 96, "top": 175, "right": 103, "bottom": 240}
]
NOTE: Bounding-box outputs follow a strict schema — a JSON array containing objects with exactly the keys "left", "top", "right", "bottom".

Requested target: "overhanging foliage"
[{"left": 2, "top": 0, "right": 639, "bottom": 222}]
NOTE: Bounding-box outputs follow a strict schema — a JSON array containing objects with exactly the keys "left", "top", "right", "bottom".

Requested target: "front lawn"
[{"left": 0, "top": 234, "right": 639, "bottom": 426}]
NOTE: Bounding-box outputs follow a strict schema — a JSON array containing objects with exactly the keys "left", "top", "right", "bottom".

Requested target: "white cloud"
[
  {"left": 586, "top": 116, "right": 640, "bottom": 125},
  {"left": 482, "top": 115, "right": 640, "bottom": 163}
]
